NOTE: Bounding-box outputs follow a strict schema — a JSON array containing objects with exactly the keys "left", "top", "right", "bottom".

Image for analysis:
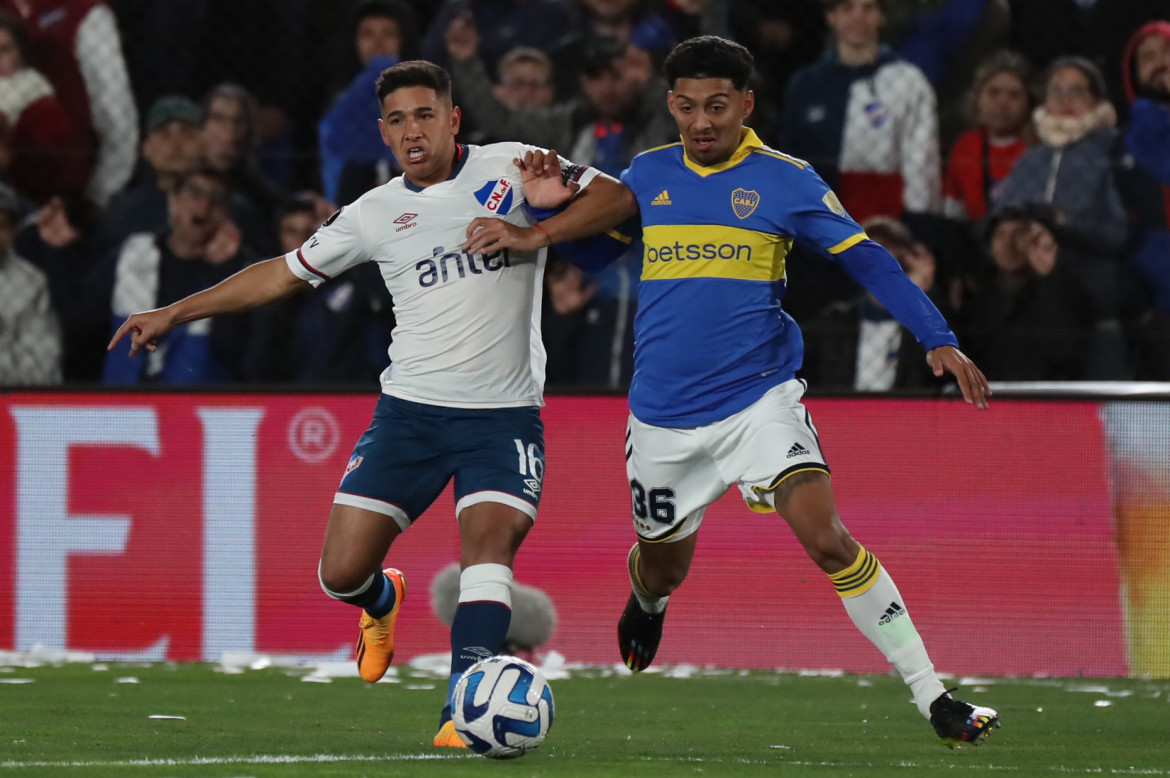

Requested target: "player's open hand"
[
  {"left": 107, "top": 308, "right": 178, "bottom": 357},
  {"left": 515, "top": 149, "right": 578, "bottom": 210},
  {"left": 927, "top": 345, "right": 991, "bottom": 409},
  {"left": 463, "top": 216, "right": 548, "bottom": 255}
]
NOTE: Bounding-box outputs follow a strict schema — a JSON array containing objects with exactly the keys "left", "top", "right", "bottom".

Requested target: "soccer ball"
[{"left": 451, "top": 655, "right": 554, "bottom": 758}]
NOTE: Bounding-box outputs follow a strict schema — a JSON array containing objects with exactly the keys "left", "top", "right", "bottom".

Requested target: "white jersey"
[{"left": 285, "top": 142, "right": 599, "bottom": 408}]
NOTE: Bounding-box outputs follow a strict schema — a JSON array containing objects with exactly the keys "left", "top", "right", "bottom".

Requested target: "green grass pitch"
[{"left": 1, "top": 662, "right": 1167, "bottom": 777}]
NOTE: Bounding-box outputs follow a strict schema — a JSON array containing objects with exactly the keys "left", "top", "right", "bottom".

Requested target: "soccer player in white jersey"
[
  {"left": 108, "top": 60, "right": 621, "bottom": 748},
  {"left": 464, "top": 37, "right": 1001, "bottom": 748}
]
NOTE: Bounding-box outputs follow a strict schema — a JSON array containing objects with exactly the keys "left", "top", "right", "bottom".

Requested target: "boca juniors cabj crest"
[
  {"left": 474, "top": 179, "right": 515, "bottom": 214},
  {"left": 731, "top": 188, "right": 760, "bottom": 219}
]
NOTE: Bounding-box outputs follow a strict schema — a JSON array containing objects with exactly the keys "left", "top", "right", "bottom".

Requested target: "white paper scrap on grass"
[{"left": 148, "top": 715, "right": 187, "bottom": 720}]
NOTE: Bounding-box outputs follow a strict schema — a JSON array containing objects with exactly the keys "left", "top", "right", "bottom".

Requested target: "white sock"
[{"left": 830, "top": 547, "right": 946, "bottom": 719}]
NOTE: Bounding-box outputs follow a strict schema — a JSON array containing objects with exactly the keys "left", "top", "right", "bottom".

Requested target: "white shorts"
[{"left": 625, "top": 379, "right": 829, "bottom": 542}]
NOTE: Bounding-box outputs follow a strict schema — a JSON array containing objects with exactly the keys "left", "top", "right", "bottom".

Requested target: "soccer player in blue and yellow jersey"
[{"left": 464, "top": 35, "right": 1000, "bottom": 748}]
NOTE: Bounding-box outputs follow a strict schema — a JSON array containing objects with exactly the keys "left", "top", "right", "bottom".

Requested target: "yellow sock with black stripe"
[
  {"left": 628, "top": 544, "right": 668, "bottom": 614},
  {"left": 830, "top": 546, "right": 946, "bottom": 719}
]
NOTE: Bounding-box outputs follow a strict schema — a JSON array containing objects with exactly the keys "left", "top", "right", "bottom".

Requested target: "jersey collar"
[
  {"left": 681, "top": 128, "right": 762, "bottom": 177},
  {"left": 403, "top": 144, "right": 469, "bottom": 192}
]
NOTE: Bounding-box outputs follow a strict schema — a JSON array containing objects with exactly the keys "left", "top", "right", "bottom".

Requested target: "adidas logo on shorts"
[{"left": 786, "top": 443, "right": 809, "bottom": 459}]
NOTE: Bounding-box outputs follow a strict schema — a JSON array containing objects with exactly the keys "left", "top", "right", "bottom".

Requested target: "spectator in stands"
[
  {"left": 783, "top": 0, "right": 941, "bottom": 234},
  {"left": 199, "top": 83, "right": 283, "bottom": 255},
  {"left": 1116, "top": 20, "right": 1170, "bottom": 379},
  {"left": 0, "top": 183, "right": 61, "bottom": 385},
  {"left": 102, "top": 166, "right": 255, "bottom": 384},
  {"left": 959, "top": 204, "right": 1092, "bottom": 380},
  {"left": 419, "top": 0, "right": 574, "bottom": 75},
  {"left": 318, "top": 0, "right": 416, "bottom": 206},
  {"left": 993, "top": 56, "right": 1131, "bottom": 378},
  {"left": 801, "top": 216, "right": 953, "bottom": 392},
  {"left": 0, "top": 0, "right": 137, "bottom": 209},
  {"left": 240, "top": 195, "right": 394, "bottom": 385},
  {"left": 0, "top": 12, "right": 90, "bottom": 205},
  {"left": 92, "top": 95, "right": 202, "bottom": 256},
  {"left": 944, "top": 51, "right": 1034, "bottom": 226},
  {"left": 941, "top": 50, "right": 1034, "bottom": 296},
  {"left": 493, "top": 47, "right": 557, "bottom": 112}
]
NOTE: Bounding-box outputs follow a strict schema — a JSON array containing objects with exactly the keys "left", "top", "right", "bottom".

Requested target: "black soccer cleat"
[
  {"left": 929, "top": 689, "right": 1001, "bottom": 748},
  {"left": 617, "top": 592, "right": 666, "bottom": 672}
]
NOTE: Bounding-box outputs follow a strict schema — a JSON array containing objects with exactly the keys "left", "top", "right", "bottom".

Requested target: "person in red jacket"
[
  {"left": 0, "top": 0, "right": 137, "bottom": 207},
  {"left": 0, "top": 11, "right": 90, "bottom": 203},
  {"left": 943, "top": 50, "right": 1034, "bottom": 226}
]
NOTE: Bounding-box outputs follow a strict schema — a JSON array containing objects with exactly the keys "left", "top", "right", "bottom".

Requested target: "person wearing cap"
[
  {"left": 90, "top": 95, "right": 203, "bottom": 258},
  {"left": 0, "top": 183, "right": 63, "bottom": 385}
]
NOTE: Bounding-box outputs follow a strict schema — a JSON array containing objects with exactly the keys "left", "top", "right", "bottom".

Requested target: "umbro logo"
[
  {"left": 394, "top": 212, "right": 418, "bottom": 232},
  {"left": 651, "top": 189, "right": 672, "bottom": 205},
  {"left": 786, "top": 443, "right": 810, "bottom": 459},
  {"left": 878, "top": 601, "right": 905, "bottom": 625}
]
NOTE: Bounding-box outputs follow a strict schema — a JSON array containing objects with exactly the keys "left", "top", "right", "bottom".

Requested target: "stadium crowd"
[{"left": 0, "top": 0, "right": 1167, "bottom": 389}]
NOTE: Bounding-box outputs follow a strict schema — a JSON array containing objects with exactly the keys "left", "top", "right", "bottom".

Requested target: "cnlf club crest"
[{"left": 731, "top": 188, "right": 760, "bottom": 219}]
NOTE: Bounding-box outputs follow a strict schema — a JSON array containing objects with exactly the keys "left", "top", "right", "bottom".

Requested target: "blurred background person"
[
  {"left": 942, "top": 49, "right": 1034, "bottom": 300},
  {"left": 993, "top": 55, "right": 1132, "bottom": 378},
  {"left": 0, "top": 0, "right": 137, "bottom": 209},
  {"left": 92, "top": 95, "right": 202, "bottom": 256},
  {"left": 1115, "top": 20, "right": 1170, "bottom": 380},
  {"left": 101, "top": 166, "right": 255, "bottom": 384},
  {"left": 959, "top": 204, "right": 1092, "bottom": 381},
  {"left": 781, "top": 0, "right": 942, "bottom": 325},
  {"left": 0, "top": 183, "right": 61, "bottom": 385},
  {"left": 318, "top": 0, "right": 416, "bottom": 206},
  {"left": 198, "top": 82, "right": 282, "bottom": 255},
  {"left": 0, "top": 11, "right": 90, "bottom": 206},
  {"left": 240, "top": 194, "right": 394, "bottom": 386},
  {"left": 800, "top": 216, "right": 954, "bottom": 392}
]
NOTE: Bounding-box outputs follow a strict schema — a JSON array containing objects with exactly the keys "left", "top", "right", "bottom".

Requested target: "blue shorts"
[{"left": 334, "top": 394, "right": 545, "bottom": 530}]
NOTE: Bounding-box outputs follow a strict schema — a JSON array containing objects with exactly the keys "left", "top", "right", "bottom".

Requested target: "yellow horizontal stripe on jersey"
[
  {"left": 641, "top": 224, "right": 792, "bottom": 282},
  {"left": 827, "top": 232, "right": 867, "bottom": 255}
]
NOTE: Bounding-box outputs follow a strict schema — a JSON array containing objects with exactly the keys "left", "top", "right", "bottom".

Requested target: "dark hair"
[
  {"left": 663, "top": 35, "right": 754, "bottom": 91},
  {"left": 861, "top": 216, "right": 916, "bottom": 254},
  {"left": 1043, "top": 56, "right": 1107, "bottom": 102},
  {"left": 0, "top": 11, "right": 28, "bottom": 64},
  {"left": 580, "top": 36, "right": 625, "bottom": 78},
  {"left": 353, "top": 0, "right": 418, "bottom": 59},
  {"left": 821, "top": 0, "right": 886, "bottom": 12},
  {"left": 172, "top": 165, "right": 230, "bottom": 197},
  {"left": 375, "top": 59, "right": 451, "bottom": 104}
]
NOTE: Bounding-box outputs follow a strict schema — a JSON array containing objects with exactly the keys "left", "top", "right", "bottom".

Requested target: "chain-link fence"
[{"left": 0, "top": 0, "right": 1166, "bottom": 388}]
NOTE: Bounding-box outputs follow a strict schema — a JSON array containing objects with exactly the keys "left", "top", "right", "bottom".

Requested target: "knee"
[{"left": 318, "top": 560, "right": 371, "bottom": 600}]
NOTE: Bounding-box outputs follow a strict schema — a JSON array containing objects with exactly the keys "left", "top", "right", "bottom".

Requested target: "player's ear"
[
  {"left": 377, "top": 118, "right": 392, "bottom": 147},
  {"left": 742, "top": 89, "right": 755, "bottom": 121},
  {"left": 450, "top": 105, "right": 462, "bottom": 136}
]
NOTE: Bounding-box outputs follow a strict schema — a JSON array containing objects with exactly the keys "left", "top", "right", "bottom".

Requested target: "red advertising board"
[{"left": 0, "top": 392, "right": 1127, "bottom": 676}]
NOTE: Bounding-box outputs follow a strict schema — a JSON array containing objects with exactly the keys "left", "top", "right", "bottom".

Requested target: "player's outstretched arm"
[
  {"left": 926, "top": 345, "right": 992, "bottom": 410},
  {"left": 108, "top": 257, "right": 310, "bottom": 357},
  {"left": 463, "top": 173, "right": 637, "bottom": 255}
]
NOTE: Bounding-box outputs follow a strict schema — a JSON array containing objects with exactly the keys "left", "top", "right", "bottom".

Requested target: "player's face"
[
  {"left": 668, "top": 78, "right": 755, "bottom": 167},
  {"left": 379, "top": 86, "right": 462, "bottom": 187}
]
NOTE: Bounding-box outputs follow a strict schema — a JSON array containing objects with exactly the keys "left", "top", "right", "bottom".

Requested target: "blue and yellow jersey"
[{"left": 618, "top": 129, "right": 955, "bottom": 427}]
